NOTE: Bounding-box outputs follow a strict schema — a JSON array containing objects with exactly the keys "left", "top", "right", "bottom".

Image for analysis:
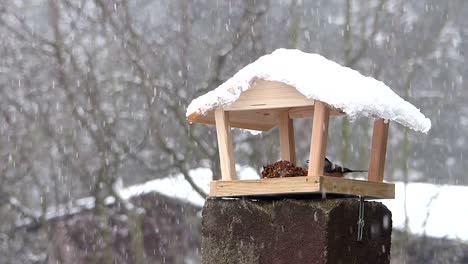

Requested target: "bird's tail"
[{"left": 342, "top": 169, "right": 367, "bottom": 173}]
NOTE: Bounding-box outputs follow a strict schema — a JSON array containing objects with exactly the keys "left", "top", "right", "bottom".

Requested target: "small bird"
[{"left": 307, "top": 157, "right": 367, "bottom": 177}]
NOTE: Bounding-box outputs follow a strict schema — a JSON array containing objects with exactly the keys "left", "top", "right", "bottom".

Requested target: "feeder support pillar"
[
  {"left": 308, "top": 101, "right": 330, "bottom": 176},
  {"left": 368, "top": 118, "right": 389, "bottom": 182},
  {"left": 202, "top": 198, "right": 392, "bottom": 264},
  {"left": 279, "top": 110, "right": 296, "bottom": 164},
  {"left": 214, "top": 108, "right": 236, "bottom": 180}
]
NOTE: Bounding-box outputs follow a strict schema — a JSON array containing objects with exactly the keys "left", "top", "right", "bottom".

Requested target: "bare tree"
[{"left": 0, "top": 0, "right": 467, "bottom": 262}]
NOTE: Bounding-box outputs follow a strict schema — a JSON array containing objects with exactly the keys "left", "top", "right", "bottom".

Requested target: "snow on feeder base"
[{"left": 186, "top": 49, "right": 431, "bottom": 199}]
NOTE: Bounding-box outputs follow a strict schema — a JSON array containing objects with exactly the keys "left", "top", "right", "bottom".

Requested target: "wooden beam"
[
  {"left": 211, "top": 176, "right": 320, "bottom": 197},
  {"left": 214, "top": 109, "right": 236, "bottom": 181},
  {"left": 279, "top": 111, "right": 296, "bottom": 164},
  {"left": 225, "top": 80, "right": 314, "bottom": 111},
  {"left": 189, "top": 108, "right": 282, "bottom": 131},
  {"left": 368, "top": 118, "right": 389, "bottom": 182},
  {"left": 308, "top": 101, "right": 330, "bottom": 177},
  {"left": 210, "top": 176, "right": 395, "bottom": 199},
  {"left": 288, "top": 106, "right": 344, "bottom": 119}
]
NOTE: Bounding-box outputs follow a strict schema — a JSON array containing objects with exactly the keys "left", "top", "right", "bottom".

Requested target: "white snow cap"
[{"left": 187, "top": 48, "right": 431, "bottom": 133}]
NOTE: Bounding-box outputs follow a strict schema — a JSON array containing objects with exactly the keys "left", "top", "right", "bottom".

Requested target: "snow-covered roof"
[{"left": 187, "top": 49, "right": 431, "bottom": 133}]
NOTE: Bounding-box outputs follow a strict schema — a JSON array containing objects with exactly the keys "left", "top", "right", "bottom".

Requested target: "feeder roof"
[{"left": 186, "top": 49, "right": 431, "bottom": 133}]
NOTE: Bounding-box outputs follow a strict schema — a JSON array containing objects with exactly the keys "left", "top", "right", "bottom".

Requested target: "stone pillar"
[{"left": 202, "top": 198, "right": 392, "bottom": 264}]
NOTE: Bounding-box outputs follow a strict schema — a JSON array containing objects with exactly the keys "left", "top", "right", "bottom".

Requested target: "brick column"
[{"left": 202, "top": 198, "right": 392, "bottom": 264}]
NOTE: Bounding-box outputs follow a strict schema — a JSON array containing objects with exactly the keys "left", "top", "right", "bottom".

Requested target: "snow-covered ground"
[
  {"left": 118, "top": 166, "right": 258, "bottom": 207},
  {"left": 384, "top": 182, "right": 468, "bottom": 241},
  {"left": 122, "top": 167, "right": 468, "bottom": 242}
]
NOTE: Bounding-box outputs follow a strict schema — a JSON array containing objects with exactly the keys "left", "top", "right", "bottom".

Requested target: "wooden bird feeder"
[{"left": 186, "top": 49, "right": 431, "bottom": 199}]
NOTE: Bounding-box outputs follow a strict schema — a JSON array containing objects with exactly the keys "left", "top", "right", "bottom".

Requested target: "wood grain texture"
[
  {"left": 210, "top": 176, "right": 395, "bottom": 199},
  {"left": 308, "top": 101, "right": 330, "bottom": 177},
  {"left": 319, "top": 176, "right": 394, "bottom": 198},
  {"left": 368, "top": 119, "right": 389, "bottom": 182},
  {"left": 288, "top": 105, "right": 344, "bottom": 119},
  {"left": 214, "top": 109, "right": 236, "bottom": 181},
  {"left": 189, "top": 108, "right": 281, "bottom": 131},
  {"left": 187, "top": 80, "right": 344, "bottom": 131},
  {"left": 225, "top": 80, "right": 315, "bottom": 111},
  {"left": 279, "top": 111, "right": 296, "bottom": 164},
  {"left": 210, "top": 176, "right": 320, "bottom": 196}
]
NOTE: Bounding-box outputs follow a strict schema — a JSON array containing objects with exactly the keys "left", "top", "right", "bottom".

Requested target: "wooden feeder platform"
[
  {"left": 210, "top": 176, "right": 395, "bottom": 199},
  {"left": 185, "top": 77, "right": 425, "bottom": 201}
]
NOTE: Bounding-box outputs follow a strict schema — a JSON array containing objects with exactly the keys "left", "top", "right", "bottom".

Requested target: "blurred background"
[{"left": 0, "top": 0, "right": 467, "bottom": 263}]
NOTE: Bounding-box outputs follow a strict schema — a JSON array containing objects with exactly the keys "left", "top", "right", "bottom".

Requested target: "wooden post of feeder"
[
  {"left": 368, "top": 118, "right": 389, "bottom": 182},
  {"left": 308, "top": 101, "right": 330, "bottom": 177},
  {"left": 279, "top": 111, "right": 296, "bottom": 164},
  {"left": 214, "top": 108, "right": 236, "bottom": 181}
]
